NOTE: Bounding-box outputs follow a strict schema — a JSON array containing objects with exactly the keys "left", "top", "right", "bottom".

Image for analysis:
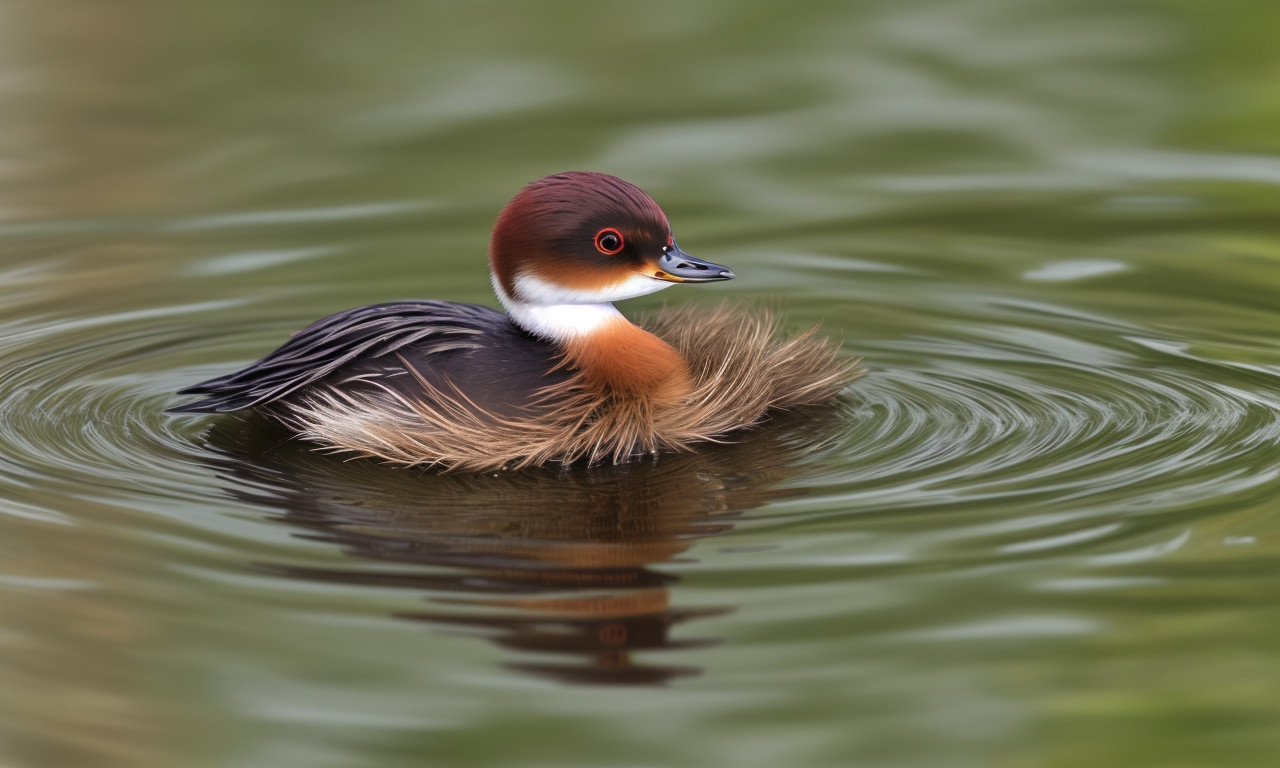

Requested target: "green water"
[{"left": 2, "top": 1, "right": 1279, "bottom": 766}]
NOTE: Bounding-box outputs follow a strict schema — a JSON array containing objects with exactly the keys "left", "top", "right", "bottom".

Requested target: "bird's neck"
[
  {"left": 497, "top": 288, "right": 690, "bottom": 404},
  {"left": 558, "top": 315, "right": 692, "bottom": 404}
]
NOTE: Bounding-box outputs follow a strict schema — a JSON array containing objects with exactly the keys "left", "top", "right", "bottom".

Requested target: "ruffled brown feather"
[{"left": 275, "top": 305, "right": 860, "bottom": 471}]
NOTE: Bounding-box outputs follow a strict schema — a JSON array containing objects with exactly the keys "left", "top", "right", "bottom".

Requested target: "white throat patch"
[
  {"left": 493, "top": 271, "right": 673, "bottom": 341},
  {"left": 512, "top": 271, "right": 673, "bottom": 305}
]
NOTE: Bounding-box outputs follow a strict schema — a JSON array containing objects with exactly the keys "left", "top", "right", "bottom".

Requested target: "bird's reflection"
[{"left": 201, "top": 410, "right": 841, "bottom": 686}]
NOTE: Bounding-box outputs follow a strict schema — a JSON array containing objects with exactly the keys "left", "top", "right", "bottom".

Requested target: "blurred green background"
[{"left": 1, "top": 1, "right": 1279, "bottom": 767}]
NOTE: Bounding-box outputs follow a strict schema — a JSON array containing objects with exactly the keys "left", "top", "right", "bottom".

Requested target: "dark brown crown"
[{"left": 489, "top": 172, "right": 671, "bottom": 299}]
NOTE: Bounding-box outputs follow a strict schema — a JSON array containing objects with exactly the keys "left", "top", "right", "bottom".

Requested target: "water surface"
[{"left": 1, "top": 1, "right": 1279, "bottom": 766}]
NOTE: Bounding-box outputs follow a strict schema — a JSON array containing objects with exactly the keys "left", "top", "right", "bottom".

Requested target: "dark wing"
[{"left": 171, "top": 301, "right": 506, "bottom": 413}]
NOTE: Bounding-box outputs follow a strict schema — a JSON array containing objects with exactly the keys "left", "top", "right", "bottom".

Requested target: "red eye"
[{"left": 594, "top": 228, "right": 624, "bottom": 255}]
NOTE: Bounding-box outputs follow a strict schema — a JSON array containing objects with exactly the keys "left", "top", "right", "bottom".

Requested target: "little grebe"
[{"left": 173, "top": 172, "right": 857, "bottom": 469}]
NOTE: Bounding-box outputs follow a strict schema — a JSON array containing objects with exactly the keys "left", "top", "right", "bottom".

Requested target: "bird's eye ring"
[{"left": 594, "top": 228, "right": 624, "bottom": 255}]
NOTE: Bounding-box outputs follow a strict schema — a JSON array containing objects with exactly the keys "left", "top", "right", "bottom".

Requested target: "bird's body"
[{"left": 173, "top": 172, "right": 857, "bottom": 470}]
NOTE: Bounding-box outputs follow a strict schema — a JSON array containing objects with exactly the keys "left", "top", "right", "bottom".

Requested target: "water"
[{"left": 2, "top": 1, "right": 1279, "bottom": 766}]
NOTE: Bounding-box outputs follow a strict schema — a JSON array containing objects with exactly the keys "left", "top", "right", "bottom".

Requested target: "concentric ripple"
[
  {"left": 0, "top": 304, "right": 239, "bottom": 497},
  {"left": 834, "top": 334, "right": 1280, "bottom": 510},
  {"left": 2, "top": 263, "right": 1277, "bottom": 552},
  {"left": 731, "top": 282, "right": 1280, "bottom": 568}
]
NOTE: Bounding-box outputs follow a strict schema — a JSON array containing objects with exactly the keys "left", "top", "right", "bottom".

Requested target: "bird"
[{"left": 172, "top": 172, "right": 857, "bottom": 470}]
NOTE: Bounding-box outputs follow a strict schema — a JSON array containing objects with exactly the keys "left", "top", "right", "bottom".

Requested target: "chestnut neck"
[
  {"left": 493, "top": 276, "right": 690, "bottom": 404},
  {"left": 559, "top": 316, "right": 692, "bottom": 405}
]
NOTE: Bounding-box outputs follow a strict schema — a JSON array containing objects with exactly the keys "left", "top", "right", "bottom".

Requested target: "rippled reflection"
[{"left": 198, "top": 411, "right": 842, "bottom": 685}]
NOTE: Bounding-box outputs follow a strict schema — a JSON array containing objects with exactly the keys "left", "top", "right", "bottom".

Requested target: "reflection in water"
[{"left": 200, "top": 411, "right": 842, "bottom": 685}]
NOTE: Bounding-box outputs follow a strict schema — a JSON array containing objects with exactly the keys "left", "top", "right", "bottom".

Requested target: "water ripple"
[
  {"left": 784, "top": 303, "right": 1280, "bottom": 565},
  {"left": 2, "top": 274, "right": 1274, "bottom": 582}
]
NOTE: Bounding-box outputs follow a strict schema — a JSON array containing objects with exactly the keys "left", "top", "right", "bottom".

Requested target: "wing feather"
[{"left": 172, "top": 301, "right": 502, "bottom": 413}]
